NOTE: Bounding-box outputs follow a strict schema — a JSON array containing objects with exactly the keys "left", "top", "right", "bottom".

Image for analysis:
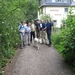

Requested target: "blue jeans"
[
  {"left": 25, "top": 33, "right": 31, "bottom": 44},
  {"left": 20, "top": 33, "right": 25, "bottom": 48},
  {"left": 47, "top": 31, "right": 52, "bottom": 45}
]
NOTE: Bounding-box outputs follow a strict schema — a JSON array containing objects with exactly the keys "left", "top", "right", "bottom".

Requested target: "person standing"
[
  {"left": 25, "top": 22, "right": 31, "bottom": 45},
  {"left": 30, "top": 20, "right": 36, "bottom": 43},
  {"left": 18, "top": 21, "right": 26, "bottom": 49},
  {"left": 36, "top": 21, "right": 40, "bottom": 38},
  {"left": 38, "top": 20, "right": 47, "bottom": 44},
  {"left": 46, "top": 18, "right": 53, "bottom": 47},
  {"left": 23, "top": 20, "right": 27, "bottom": 46},
  {"left": 23, "top": 20, "right": 27, "bottom": 28}
]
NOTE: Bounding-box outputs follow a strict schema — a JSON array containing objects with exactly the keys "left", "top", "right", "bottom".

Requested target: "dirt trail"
[{"left": 4, "top": 44, "right": 74, "bottom": 75}]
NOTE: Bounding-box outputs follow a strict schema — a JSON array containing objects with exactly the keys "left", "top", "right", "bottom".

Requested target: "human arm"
[{"left": 42, "top": 23, "right": 46, "bottom": 31}]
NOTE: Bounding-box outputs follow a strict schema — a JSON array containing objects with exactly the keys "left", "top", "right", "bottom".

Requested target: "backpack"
[{"left": 19, "top": 24, "right": 24, "bottom": 30}]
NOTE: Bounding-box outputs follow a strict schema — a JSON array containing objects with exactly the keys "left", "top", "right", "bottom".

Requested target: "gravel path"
[{"left": 5, "top": 44, "right": 74, "bottom": 75}]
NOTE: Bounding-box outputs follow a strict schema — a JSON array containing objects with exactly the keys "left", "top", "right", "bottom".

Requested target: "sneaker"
[
  {"left": 23, "top": 44, "right": 26, "bottom": 47},
  {"left": 28, "top": 44, "right": 30, "bottom": 46},
  {"left": 45, "top": 43, "right": 48, "bottom": 45},
  {"left": 20, "top": 45, "right": 23, "bottom": 49},
  {"left": 48, "top": 44, "right": 51, "bottom": 47},
  {"left": 20, "top": 47, "right": 22, "bottom": 49}
]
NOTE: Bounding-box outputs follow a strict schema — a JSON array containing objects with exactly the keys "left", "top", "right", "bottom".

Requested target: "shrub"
[{"left": 52, "top": 7, "right": 75, "bottom": 71}]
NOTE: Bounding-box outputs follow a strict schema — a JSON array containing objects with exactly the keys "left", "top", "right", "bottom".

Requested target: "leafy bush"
[
  {"left": 0, "top": 0, "right": 39, "bottom": 73},
  {"left": 52, "top": 30, "right": 66, "bottom": 53},
  {"left": 52, "top": 7, "right": 75, "bottom": 71}
]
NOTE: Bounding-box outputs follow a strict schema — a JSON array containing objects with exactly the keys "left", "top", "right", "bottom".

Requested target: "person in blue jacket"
[
  {"left": 18, "top": 21, "right": 26, "bottom": 49},
  {"left": 46, "top": 18, "right": 53, "bottom": 47}
]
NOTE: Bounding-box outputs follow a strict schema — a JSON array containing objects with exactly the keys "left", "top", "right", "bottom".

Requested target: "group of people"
[{"left": 18, "top": 18, "right": 53, "bottom": 49}]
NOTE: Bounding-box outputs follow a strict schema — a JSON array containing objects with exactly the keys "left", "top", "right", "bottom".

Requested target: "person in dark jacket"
[
  {"left": 36, "top": 21, "right": 40, "bottom": 38},
  {"left": 38, "top": 20, "right": 47, "bottom": 44},
  {"left": 46, "top": 18, "right": 53, "bottom": 47}
]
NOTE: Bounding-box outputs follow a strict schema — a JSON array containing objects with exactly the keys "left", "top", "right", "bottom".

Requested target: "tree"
[{"left": 0, "top": 0, "right": 39, "bottom": 73}]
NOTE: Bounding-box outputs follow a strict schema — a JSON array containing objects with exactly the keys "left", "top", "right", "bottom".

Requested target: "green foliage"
[
  {"left": 21, "top": 0, "right": 39, "bottom": 21},
  {"left": 52, "top": 30, "right": 66, "bottom": 53},
  {"left": 52, "top": 7, "right": 75, "bottom": 71},
  {"left": 40, "top": 14, "right": 51, "bottom": 22},
  {"left": 0, "top": 0, "right": 39, "bottom": 72}
]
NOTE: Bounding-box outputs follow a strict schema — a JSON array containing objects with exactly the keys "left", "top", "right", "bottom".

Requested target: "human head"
[
  {"left": 47, "top": 18, "right": 51, "bottom": 23},
  {"left": 23, "top": 20, "right": 26, "bottom": 23},
  {"left": 21, "top": 21, "right": 24, "bottom": 25},
  {"left": 31, "top": 20, "right": 34, "bottom": 23},
  {"left": 27, "top": 22, "right": 31, "bottom": 26},
  {"left": 40, "top": 19, "right": 43, "bottom": 23}
]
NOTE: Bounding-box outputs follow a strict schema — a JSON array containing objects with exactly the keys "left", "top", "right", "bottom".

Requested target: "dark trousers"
[
  {"left": 47, "top": 31, "right": 52, "bottom": 45},
  {"left": 30, "top": 31, "right": 35, "bottom": 42}
]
